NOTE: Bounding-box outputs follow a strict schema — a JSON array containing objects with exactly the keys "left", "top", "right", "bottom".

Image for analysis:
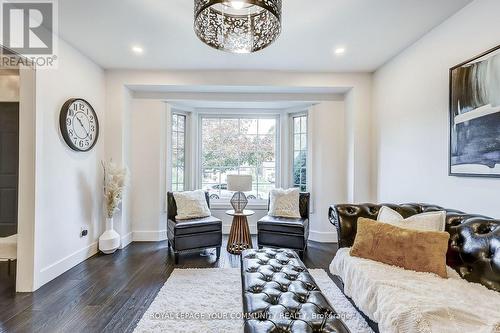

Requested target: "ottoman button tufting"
[
  {"left": 241, "top": 248, "right": 350, "bottom": 333},
  {"left": 268, "top": 296, "right": 279, "bottom": 305},
  {"left": 250, "top": 285, "right": 263, "bottom": 293},
  {"left": 305, "top": 283, "right": 316, "bottom": 291},
  {"left": 298, "top": 295, "right": 307, "bottom": 303}
]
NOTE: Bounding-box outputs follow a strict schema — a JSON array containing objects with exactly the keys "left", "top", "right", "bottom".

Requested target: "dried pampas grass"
[{"left": 102, "top": 160, "right": 128, "bottom": 219}]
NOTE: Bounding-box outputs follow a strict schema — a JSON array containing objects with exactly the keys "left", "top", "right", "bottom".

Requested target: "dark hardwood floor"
[{"left": 0, "top": 237, "right": 339, "bottom": 333}]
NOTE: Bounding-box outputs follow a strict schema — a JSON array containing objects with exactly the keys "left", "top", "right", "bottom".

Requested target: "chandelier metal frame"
[{"left": 194, "top": 0, "right": 282, "bottom": 53}]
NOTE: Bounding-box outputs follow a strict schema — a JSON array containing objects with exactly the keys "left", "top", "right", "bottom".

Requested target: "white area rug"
[
  {"left": 134, "top": 268, "right": 243, "bottom": 333},
  {"left": 134, "top": 268, "right": 373, "bottom": 333}
]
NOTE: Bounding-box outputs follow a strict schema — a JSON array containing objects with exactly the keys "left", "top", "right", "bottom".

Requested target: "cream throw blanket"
[{"left": 330, "top": 248, "right": 500, "bottom": 333}]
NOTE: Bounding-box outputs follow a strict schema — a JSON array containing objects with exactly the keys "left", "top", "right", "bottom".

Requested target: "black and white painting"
[{"left": 450, "top": 46, "right": 500, "bottom": 177}]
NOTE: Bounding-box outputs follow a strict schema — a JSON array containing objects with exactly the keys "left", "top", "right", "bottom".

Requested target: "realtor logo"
[{"left": 1, "top": 0, "right": 58, "bottom": 68}]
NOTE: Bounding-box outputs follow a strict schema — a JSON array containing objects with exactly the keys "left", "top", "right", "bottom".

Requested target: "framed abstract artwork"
[{"left": 449, "top": 45, "right": 500, "bottom": 177}]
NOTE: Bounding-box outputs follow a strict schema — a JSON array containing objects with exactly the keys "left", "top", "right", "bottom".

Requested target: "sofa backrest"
[
  {"left": 329, "top": 203, "right": 500, "bottom": 292},
  {"left": 167, "top": 191, "right": 210, "bottom": 221}
]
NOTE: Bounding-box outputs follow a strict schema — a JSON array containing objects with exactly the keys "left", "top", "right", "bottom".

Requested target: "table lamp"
[{"left": 227, "top": 175, "right": 252, "bottom": 213}]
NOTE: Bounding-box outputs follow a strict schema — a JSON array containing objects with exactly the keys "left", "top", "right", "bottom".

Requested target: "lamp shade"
[{"left": 227, "top": 175, "right": 252, "bottom": 192}]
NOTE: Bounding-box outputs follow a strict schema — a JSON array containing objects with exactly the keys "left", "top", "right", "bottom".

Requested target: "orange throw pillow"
[{"left": 350, "top": 218, "right": 450, "bottom": 278}]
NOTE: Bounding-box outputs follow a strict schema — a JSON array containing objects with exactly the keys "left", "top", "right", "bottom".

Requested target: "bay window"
[
  {"left": 200, "top": 116, "right": 278, "bottom": 202},
  {"left": 168, "top": 109, "right": 310, "bottom": 203}
]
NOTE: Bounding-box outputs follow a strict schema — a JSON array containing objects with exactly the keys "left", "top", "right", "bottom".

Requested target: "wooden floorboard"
[{"left": 0, "top": 236, "right": 338, "bottom": 333}]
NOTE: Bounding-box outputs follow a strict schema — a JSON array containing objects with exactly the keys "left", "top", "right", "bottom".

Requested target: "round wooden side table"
[{"left": 226, "top": 210, "right": 254, "bottom": 255}]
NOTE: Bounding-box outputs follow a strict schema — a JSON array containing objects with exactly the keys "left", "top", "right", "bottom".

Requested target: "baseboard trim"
[
  {"left": 37, "top": 241, "right": 98, "bottom": 289},
  {"left": 309, "top": 230, "right": 338, "bottom": 243},
  {"left": 120, "top": 232, "right": 133, "bottom": 249},
  {"left": 132, "top": 230, "right": 168, "bottom": 242}
]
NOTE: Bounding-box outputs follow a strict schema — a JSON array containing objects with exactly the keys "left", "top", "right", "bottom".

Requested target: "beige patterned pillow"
[
  {"left": 377, "top": 206, "right": 446, "bottom": 232},
  {"left": 268, "top": 188, "right": 301, "bottom": 218},
  {"left": 173, "top": 190, "right": 211, "bottom": 220}
]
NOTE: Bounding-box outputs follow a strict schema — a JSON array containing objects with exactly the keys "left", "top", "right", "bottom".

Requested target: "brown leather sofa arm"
[{"left": 329, "top": 203, "right": 385, "bottom": 248}]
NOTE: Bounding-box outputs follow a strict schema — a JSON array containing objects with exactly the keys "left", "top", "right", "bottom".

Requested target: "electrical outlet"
[{"left": 80, "top": 226, "right": 89, "bottom": 238}]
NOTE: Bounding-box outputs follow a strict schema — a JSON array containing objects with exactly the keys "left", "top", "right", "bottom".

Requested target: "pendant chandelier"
[{"left": 194, "top": 0, "right": 282, "bottom": 54}]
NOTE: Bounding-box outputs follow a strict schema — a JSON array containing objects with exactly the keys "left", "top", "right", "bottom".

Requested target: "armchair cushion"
[
  {"left": 257, "top": 215, "right": 308, "bottom": 235},
  {"left": 171, "top": 216, "right": 222, "bottom": 236}
]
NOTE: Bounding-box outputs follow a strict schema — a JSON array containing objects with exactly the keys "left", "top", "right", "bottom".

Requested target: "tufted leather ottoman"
[{"left": 241, "top": 248, "right": 350, "bottom": 333}]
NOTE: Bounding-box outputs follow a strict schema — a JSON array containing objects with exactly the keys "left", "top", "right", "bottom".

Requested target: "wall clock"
[{"left": 59, "top": 98, "right": 99, "bottom": 152}]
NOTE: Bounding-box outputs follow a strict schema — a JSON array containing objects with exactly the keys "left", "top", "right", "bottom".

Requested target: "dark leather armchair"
[
  {"left": 257, "top": 193, "right": 310, "bottom": 258},
  {"left": 167, "top": 192, "right": 222, "bottom": 264}
]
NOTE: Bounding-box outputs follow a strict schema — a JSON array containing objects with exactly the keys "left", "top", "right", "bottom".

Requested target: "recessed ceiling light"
[
  {"left": 131, "top": 46, "right": 144, "bottom": 54},
  {"left": 334, "top": 47, "right": 346, "bottom": 55}
]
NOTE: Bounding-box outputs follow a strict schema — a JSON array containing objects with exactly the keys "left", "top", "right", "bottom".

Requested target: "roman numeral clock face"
[{"left": 59, "top": 99, "right": 99, "bottom": 152}]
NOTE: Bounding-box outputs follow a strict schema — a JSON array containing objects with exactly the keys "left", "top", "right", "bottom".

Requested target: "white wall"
[
  {"left": 309, "top": 101, "right": 348, "bottom": 240},
  {"left": 130, "top": 99, "right": 168, "bottom": 241},
  {"left": 16, "top": 65, "right": 37, "bottom": 292},
  {"left": 373, "top": 0, "right": 500, "bottom": 218},
  {"left": 104, "top": 78, "right": 133, "bottom": 248},
  {"left": 29, "top": 38, "right": 105, "bottom": 290}
]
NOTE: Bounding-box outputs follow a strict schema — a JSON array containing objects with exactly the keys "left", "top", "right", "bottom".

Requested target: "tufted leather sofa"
[
  {"left": 241, "top": 248, "right": 350, "bottom": 333},
  {"left": 329, "top": 203, "right": 500, "bottom": 292},
  {"left": 257, "top": 193, "right": 310, "bottom": 258},
  {"left": 167, "top": 192, "right": 222, "bottom": 264}
]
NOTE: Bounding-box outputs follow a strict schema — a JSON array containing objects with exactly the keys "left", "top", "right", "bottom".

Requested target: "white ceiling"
[{"left": 58, "top": 0, "right": 472, "bottom": 72}]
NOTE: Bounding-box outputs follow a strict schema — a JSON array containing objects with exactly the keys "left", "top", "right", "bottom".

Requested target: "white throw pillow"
[
  {"left": 268, "top": 188, "right": 301, "bottom": 218},
  {"left": 173, "top": 190, "right": 211, "bottom": 220},
  {"left": 377, "top": 206, "right": 446, "bottom": 232}
]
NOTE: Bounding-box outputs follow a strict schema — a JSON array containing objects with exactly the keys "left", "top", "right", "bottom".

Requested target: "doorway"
[
  {"left": 0, "top": 102, "right": 19, "bottom": 237},
  {"left": 0, "top": 69, "right": 20, "bottom": 292}
]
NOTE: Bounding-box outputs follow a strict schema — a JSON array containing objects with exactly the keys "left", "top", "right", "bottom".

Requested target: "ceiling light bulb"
[
  {"left": 230, "top": 0, "right": 246, "bottom": 10},
  {"left": 335, "top": 47, "right": 346, "bottom": 55},
  {"left": 132, "top": 46, "right": 144, "bottom": 54}
]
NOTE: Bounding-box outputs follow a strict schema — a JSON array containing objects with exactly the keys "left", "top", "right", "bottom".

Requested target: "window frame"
[
  {"left": 289, "top": 111, "right": 309, "bottom": 191},
  {"left": 170, "top": 111, "right": 188, "bottom": 192},
  {"left": 197, "top": 113, "right": 281, "bottom": 205}
]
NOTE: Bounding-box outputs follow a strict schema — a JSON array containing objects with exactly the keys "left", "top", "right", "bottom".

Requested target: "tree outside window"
[{"left": 201, "top": 117, "right": 277, "bottom": 201}]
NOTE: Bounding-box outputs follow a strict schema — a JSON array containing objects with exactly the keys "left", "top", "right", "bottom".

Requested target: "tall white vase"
[{"left": 99, "top": 217, "right": 121, "bottom": 254}]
